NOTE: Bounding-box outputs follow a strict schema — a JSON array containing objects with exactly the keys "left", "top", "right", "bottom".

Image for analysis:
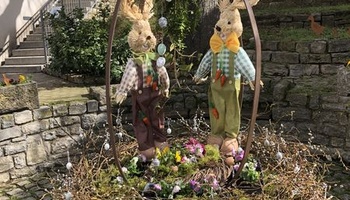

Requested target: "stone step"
[
  {"left": 18, "top": 41, "right": 44, "bottom": 49},
  {"left": 4, "top": 56, "right": 46, "bottom": 65},
  {"left": 12, "top": 48, "right": 45, "bottom": 57},
  {"left": 0, "top": 65, "right": 44, "bottom": 73},
  {"left": 25, "top": 34, "right": 44, "bottom": 41}
]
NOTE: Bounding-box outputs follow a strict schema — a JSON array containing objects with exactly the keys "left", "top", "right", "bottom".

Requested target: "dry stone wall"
[{"left": 0, "top": 100, "right": 107, "bottom": 183}]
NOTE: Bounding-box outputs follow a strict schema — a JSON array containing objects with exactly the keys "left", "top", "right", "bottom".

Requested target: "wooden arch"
[{"left": 103, "top": 0, "right": 262, "bottom": 184}]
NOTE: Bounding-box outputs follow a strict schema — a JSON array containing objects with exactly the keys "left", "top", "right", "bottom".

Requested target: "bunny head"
[
  {"left": 214, "top": 0, "right": 259, "bottom": 41},
  {"left": 121, "top": 0, "right": 156, "bottom": 53}
]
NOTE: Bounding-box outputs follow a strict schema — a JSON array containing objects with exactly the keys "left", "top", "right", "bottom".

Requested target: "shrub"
[{"left": 46, "top": 3, "right": 131, "bottom": 82}]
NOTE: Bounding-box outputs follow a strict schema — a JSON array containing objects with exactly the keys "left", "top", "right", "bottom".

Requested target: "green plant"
[
  {"left": 153, "top": 0, "right": 203, "bottom": 73},
  {"left": 47, "top": 3, "right": 131, "bottom": 82}
]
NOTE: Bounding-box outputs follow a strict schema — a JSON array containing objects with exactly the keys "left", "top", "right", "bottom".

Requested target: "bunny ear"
[
  {"left": 141, "top": 0, "right": 154, "bottom": 20},
  {"left": 217, "top": 0, "right": 232, "bottom": 12},
  {"left": 121, "top": 0, "right": 150, "bottom": 21},
  {"left": 227, "top": 0, "right": 260, "bottom": 10}
]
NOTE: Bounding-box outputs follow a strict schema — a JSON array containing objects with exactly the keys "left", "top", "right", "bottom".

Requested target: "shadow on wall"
[{"left": 0, "top": 0, "right": 25, "bottom": 51}]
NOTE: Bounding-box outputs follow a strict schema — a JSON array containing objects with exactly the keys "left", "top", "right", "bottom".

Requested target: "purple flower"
[
  {"left": 235, "top": 148, "right": 244, "bottom": 161},
  {"left": 211, "top": 178, "right": 220, "bottom": 190},
  {"left": 189, "top": 180, "right": 201, "bottom": 192},
  {"left": 233, "top": 164, "right": 240, "bottom": 171}
]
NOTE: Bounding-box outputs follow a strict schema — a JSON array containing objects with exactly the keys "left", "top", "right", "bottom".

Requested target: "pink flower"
[
  {"left": 185, "top": 137, "right": 206, "bottom": 155},
  {"left": 154, "top": 184, "right": 162, "bottom": 191}
]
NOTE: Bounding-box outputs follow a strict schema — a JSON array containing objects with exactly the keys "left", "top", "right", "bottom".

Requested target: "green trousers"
[{"left": 208, "top": 78, "right": 241, "bottom": 138}]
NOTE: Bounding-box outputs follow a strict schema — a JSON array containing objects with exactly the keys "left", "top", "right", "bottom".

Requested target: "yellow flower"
[
  {"left": 175, "top": 151, "right": 181, "bottom": 163},
  {"left": 18, "top": 75, "right": 26, "bottom": 83},
  {"left": 156, "top": 148, "right": 161, "bottom": 158},
  {"left": 162, "top": 146, "right": 170, "bottom": 154}
]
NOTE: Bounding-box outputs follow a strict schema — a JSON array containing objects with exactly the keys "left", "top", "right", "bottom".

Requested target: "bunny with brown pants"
[
  {"left": 115, "top": 0, "right": 170, "bottom": 161},
  {"left": 193, "top": 0, "right": 263, "bottom": 166}
]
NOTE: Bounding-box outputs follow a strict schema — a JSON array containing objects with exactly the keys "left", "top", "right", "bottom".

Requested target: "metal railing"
[{"left": 0, "top": 0, "right": 101, "bottom": 65}]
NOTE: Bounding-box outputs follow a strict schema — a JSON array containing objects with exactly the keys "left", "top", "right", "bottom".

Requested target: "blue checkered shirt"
[{"left": 194, "top": 47, "right": 256, "bottom": 81}]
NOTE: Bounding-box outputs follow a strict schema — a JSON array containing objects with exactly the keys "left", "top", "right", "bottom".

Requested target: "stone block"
[
  {"left": 0, "top": 156, "right": 14, "bottom": 172},
  {"left": 296, "top": 41, "right": 310, "bottom": 53},
  {"left": 81, "top": 113, "right": 97, "bottom": 130},
  {"left": 61, "top": 116, "right": 81, "bottom": 126},
  {"left": 0, "top": 114, "right": 14, "bottom": 129},
  {"left": 328, "top": 39, "right": 350, "bottom": 53},
  {"left": 300, "top": 54, "right": 331, "bottom": 64},
  {"left": 13, "top": 153, "right": 26, "bottom": 169},
  {"left": 337, "top": 67, "right": 350, "bottom": 96},
  {"left": 33, "top": 106, "right": 52, "bottom": 120},
  {"left": 310, "top": 40, "right": 327, "bottom": 54},
  {"left": 14, "top": 110, "right": 33, "bottom": 125},
  {"left": 0, "top": 172, "right": 10, "bottom": 183},
  {"left": 21, "top": 121, "right": 44, "bottom": 135},
  {"left": 271, "top": 52, "right": 299, "bottom": 64},
  {"left": 26, "top": 135, "right": 47, "bottom": 165},
  {"left": 263, "top": 63, "right": 288, "bottom": 76},
  {"left": 4, "top": 141, "right": 26, "bottom": 155},
  {"left": 69, "top": 101, "right": 87, "bottom": 115},
  {"left": 331, "top": 52, "right": 350, "bottom": 64},
  {"left": 52, "top": 104, "right": 68, "bottom": 116},
  {"left": 320, "top": 64, "right": 343, "bottom": 74},
  {"left": 87, "top": 100, "right": 99, "bottom": 113},
  {"left": 0, "top": 82, "right": 39, "bottom": 114},
  {"left": 0, "top": 126, "right": 22, "bottom": 142}
]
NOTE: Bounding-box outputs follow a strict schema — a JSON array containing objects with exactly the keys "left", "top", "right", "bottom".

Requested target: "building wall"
[{"left": 0, "top": 0, "right": 47, "bottom": 51}]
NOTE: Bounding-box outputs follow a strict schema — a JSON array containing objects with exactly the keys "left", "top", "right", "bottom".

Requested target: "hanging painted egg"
[
  {"left": 66, "top": 162, "right": 72, "bottom": 170},
  {"left": 104, "top": 143, "right": 110, "bottom": 151},
  {"left": 158, "top": 17, "right": 167, "bottom": 28},
  {"left": 166, "top": 0, "right": 172, "bottom": 2},
  {"left": 64, "top": 191, "right": 73, "bottom": 200},
  {"left": 157, "top": 43, "right": 166, "bottom": 55},
  {"left": 166, "top": 128, "right": 172, "bottom": 134},
  {"left": 157, "top": 57, "right": 166, "bottom": 67},
  {"left": 276, "top": 151, "right": 283, "bottom": 160}
]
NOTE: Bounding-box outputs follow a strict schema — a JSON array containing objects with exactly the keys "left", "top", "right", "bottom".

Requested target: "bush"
[{"left": 46, "top": 3, "right": 131, "bottom": 82}]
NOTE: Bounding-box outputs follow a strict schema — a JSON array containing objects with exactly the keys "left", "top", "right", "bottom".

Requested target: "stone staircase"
[
  {"left": 0, "top": 0, "right": 101, "bottom": 74},
  {"left": 0, "top": 26, "right": 46, "bottom": 73}
]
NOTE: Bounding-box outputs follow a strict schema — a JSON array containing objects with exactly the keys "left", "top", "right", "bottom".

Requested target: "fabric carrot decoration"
[
  {"left": 220, "top": 75, "right": 226, "bottom": 87},
  {"left": 152, "top": 81, "right": 158, "bottom": 90},
  {"left": 214, "top": 69, "right": 222, "bottom": 81},
  {"left": 211, "top": 108, "right": 219, "bottom": 119},
  {"left": 142, "top": 116, "right": 150, "bottom": 126},
  {"left": 146, "top": 75, "right": 152, "bottom": 86}
]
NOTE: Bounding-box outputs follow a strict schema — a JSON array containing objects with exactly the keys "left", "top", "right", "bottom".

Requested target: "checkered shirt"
[
  {"left": 194, "top": 47, "right": 256, "bottom": 81},
  {"left": 116, "top": 58, "right": 170, "bottom": 96}
]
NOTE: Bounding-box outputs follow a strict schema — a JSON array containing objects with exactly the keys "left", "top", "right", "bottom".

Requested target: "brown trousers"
[{"left": 131, "top": 65, "right": 166, "bottom": 151}]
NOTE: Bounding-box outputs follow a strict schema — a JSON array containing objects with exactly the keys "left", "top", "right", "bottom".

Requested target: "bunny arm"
[
  {"left": 158, "top": 66, "right": 170, "bottom": 97},
  {"left": 194, "top": 47, "right": 256, "bottom": 85},
  {"left": 115, "top": 59, "right": 137, "bottom": 104}
]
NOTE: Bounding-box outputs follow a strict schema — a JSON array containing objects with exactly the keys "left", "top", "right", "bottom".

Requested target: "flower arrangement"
[
  {"left": 116, "top": 137, "right": 261, "bottom": 199},
  {"left": 0, "top": 74, "right": 28, "bottom": 86}
]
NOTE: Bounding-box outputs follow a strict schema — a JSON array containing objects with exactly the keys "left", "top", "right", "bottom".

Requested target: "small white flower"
[
  {"left": 116, "top": 176, "right": 124, "bottom": 184},
  {"left": 122, "top": 167, "right": 128, "bottom": 174},
  {"left": 172, "top": 185, "right": 181, "bottom": 194}
]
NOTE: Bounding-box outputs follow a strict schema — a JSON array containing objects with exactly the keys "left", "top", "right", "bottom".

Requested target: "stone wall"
[{"left": 0, "top": 100, "right": 107, "bottom": 183}]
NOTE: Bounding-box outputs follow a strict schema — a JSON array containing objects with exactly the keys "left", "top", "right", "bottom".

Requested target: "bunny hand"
[
  {"left": 193, "top": 76, "right": 208, "bottom": 84},
  {"left": 115, "top": 94, "right": 127, "bottom": 104},
  {"left": 248, "top": 80, "right": 264, "bottom": 91}
]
